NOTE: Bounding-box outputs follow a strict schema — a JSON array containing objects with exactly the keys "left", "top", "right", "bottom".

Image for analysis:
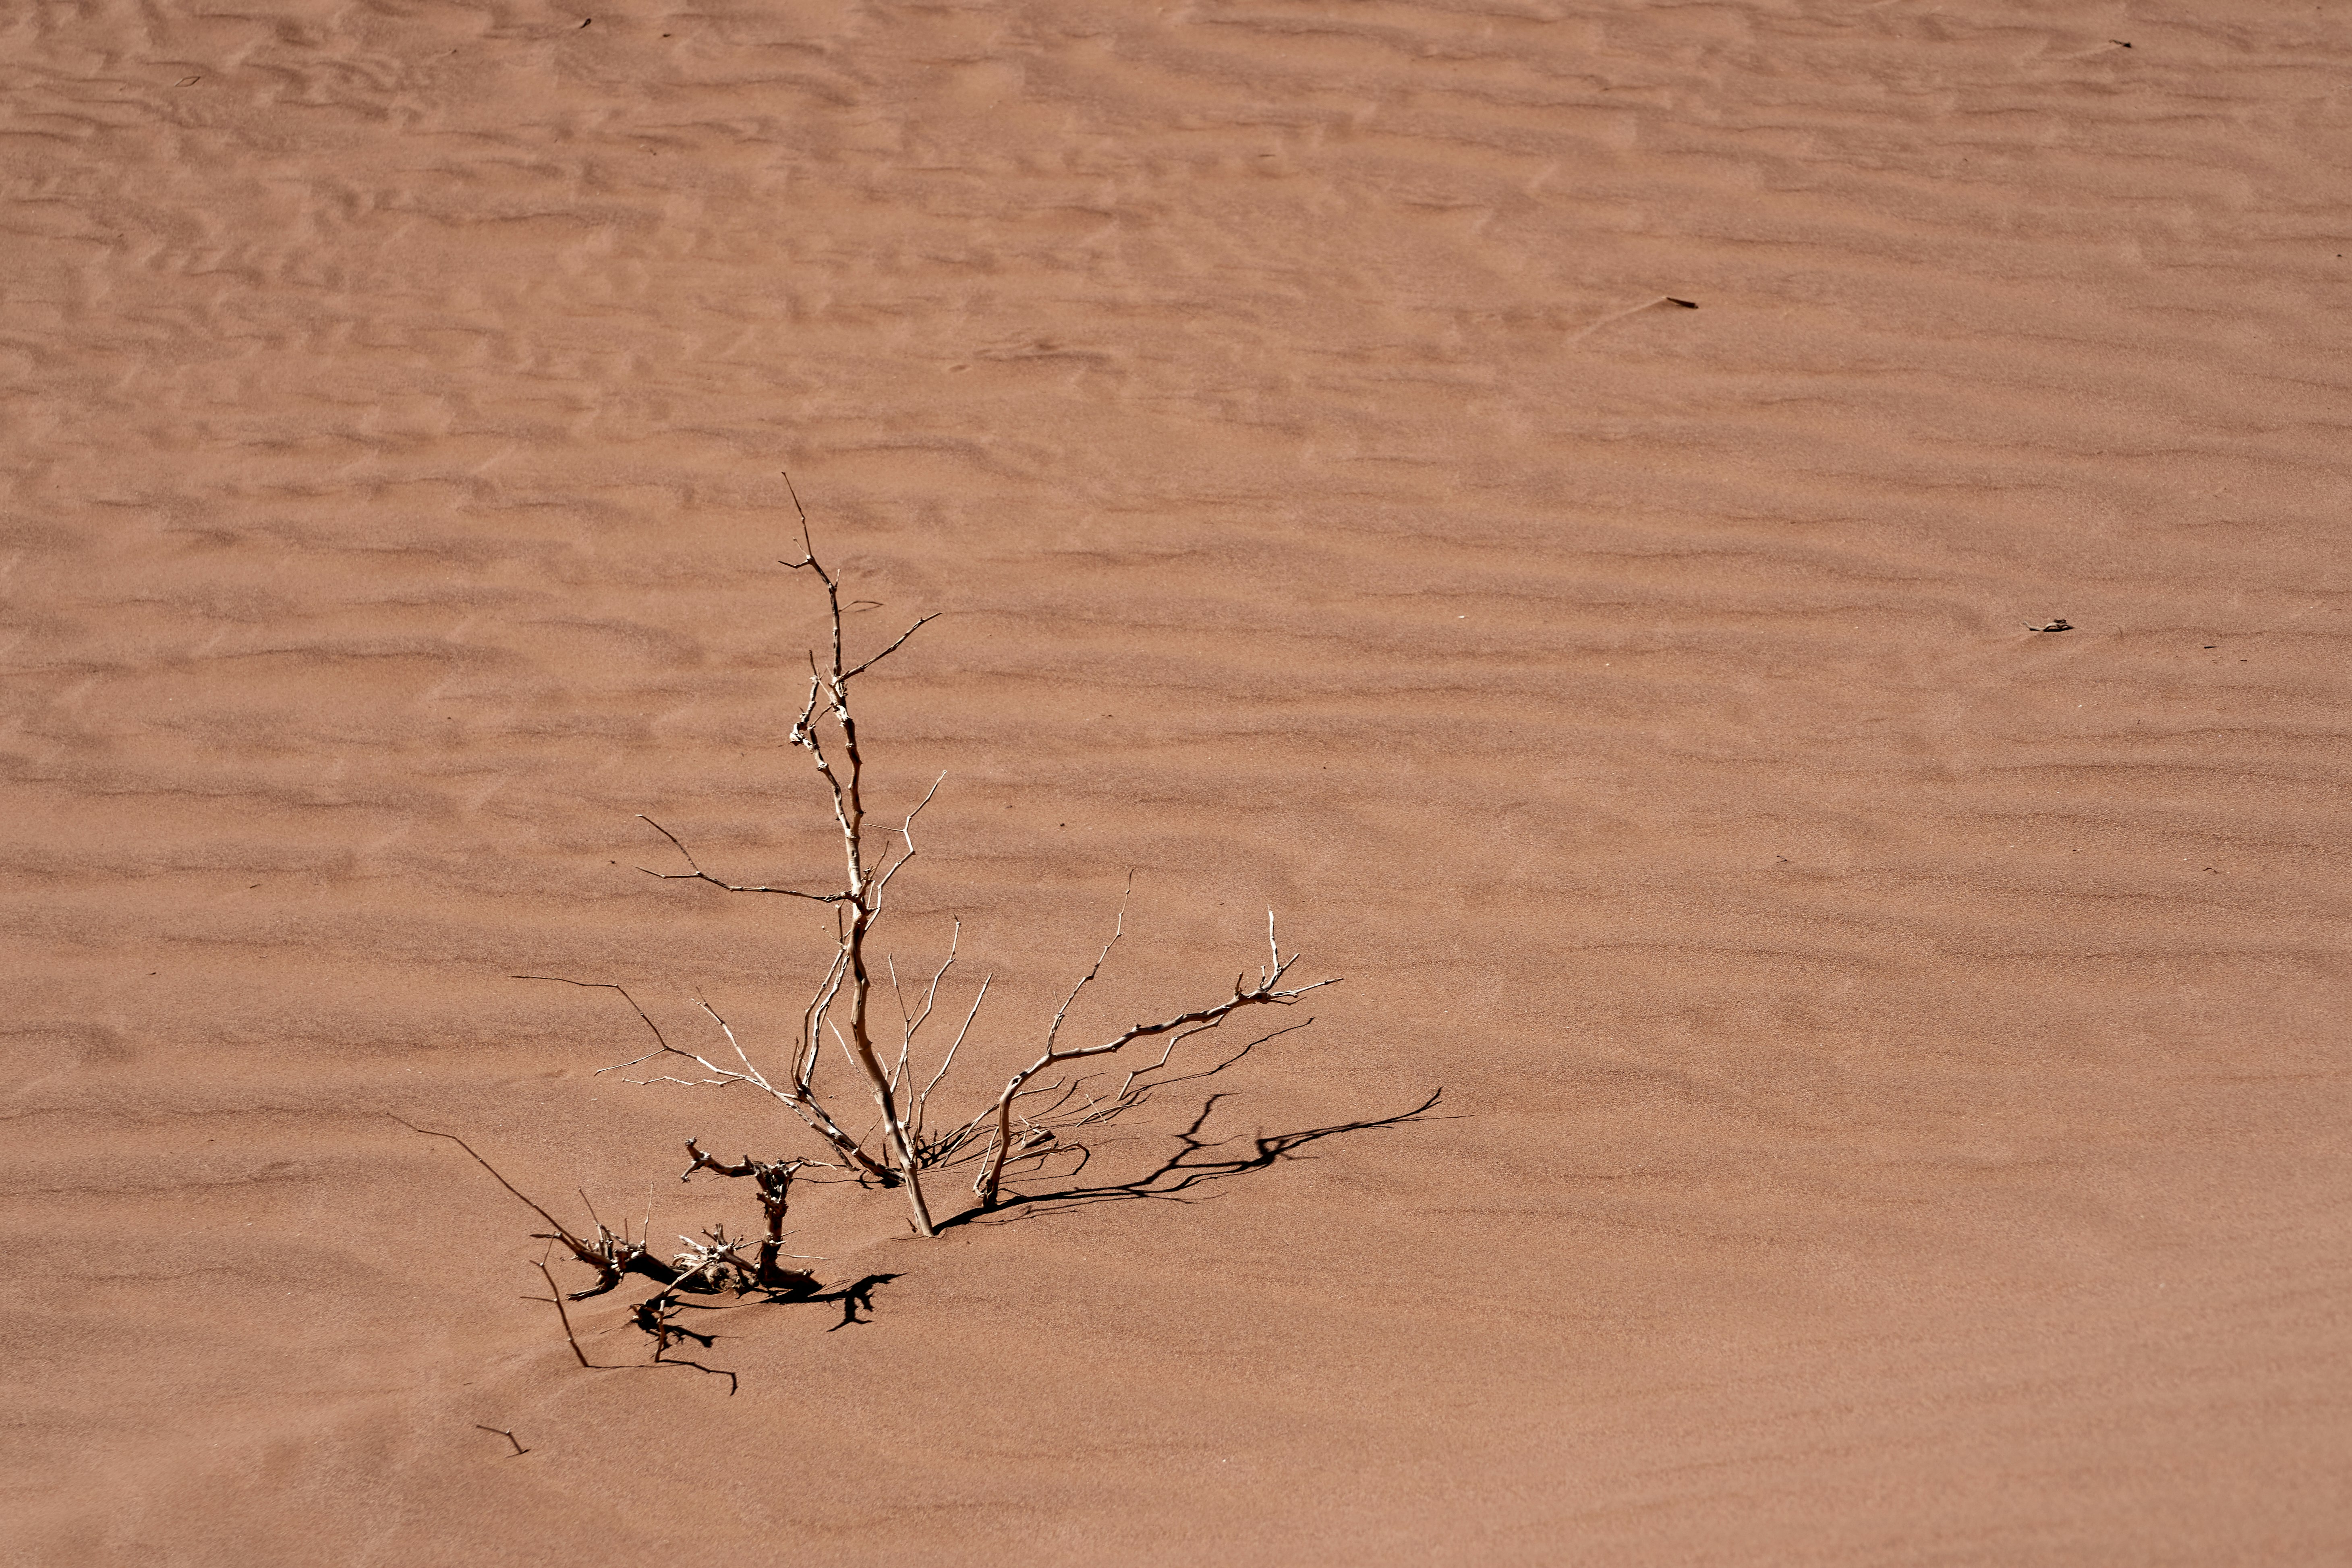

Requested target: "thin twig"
[
  {"left": 394, "top": 1116, "right": 588, "bottom": 1250},
  {"left": 842, "top": 613, "right": 939, "bottom": 682},
  {"left": 633, "top": 816, "right": 844, "bottom": 901},
  {"left": 474, "top": 1425, "right": 530, "bottom": 1457},
  {"left": 531, "top": 1258, "right": 599, "bottom": 1369},
  {"left": 917, "top": 971, "right": 989, "bottom": 1136},
  {"left": 970, "top": 904, "right": 1339, "bottom": 1208}
]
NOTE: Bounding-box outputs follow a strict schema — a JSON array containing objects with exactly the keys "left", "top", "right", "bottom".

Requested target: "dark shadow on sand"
[{"left": 935, "top": 1087, "right": 1447, "bottom": 1232}]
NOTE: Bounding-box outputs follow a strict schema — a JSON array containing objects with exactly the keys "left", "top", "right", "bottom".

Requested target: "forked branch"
[
  {"left": 396, "top": 1117, "right": 682, "bottom": 1299},
  {"left": 971, "top": 911, "right": 1339, "bottom": 1208},
  {"left": 515, "top": 976, "right": 893, "bottom": 1186}
]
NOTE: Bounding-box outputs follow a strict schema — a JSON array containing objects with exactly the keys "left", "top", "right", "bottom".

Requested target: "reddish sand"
[{"left": 6, "top": 2, "right": 2349, "bottom": 1562}]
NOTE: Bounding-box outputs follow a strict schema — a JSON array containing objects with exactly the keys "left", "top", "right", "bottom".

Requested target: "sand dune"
[{"left": 5, "top": 2, "right": 2348, "bottom": 1562}]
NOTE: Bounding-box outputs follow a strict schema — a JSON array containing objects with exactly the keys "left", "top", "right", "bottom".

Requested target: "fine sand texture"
[{"left": 5, "top": 2, "right": 2349, "bottom": 1563}]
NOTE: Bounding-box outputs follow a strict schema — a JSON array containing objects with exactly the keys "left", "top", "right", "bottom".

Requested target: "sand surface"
[{"left": 6, "top": 2, "right": 2350, "bottom": 1562}]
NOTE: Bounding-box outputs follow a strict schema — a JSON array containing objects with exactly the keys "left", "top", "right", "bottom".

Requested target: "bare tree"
[
  {"left": 433, "top": 480, "right": 1342, "bottom": 1357},
  {"left": 553, "top": 480, "right": 1335, "bottom": 1237}
]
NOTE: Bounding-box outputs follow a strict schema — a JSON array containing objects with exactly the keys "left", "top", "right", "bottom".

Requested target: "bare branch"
[
  {"left": 917, "top": 971, "right": 988, "bottom": 1135},
  {"left": 395, "top": 1115, "right": 590, "bottom": 1252},
  {"left": 511, "top": 975, "right": 673, "bottom": 1061},
  {"left": 886, "top": 955, "right": 914, "bottom": 1095},
  {"left": 910, "top": 939, "right": 953, "bottom": 1039},
  {"left": 870, "top": 774, "right": 945, "bottom": 907},
  {"left": 970, "top": 909, "right": 1340, "bottom": 1208},
  {"left": 530, "top": 1257, "right": 599, "bottom": 1369},
  {"left": 778, "top": 469, "right": 816, "bottom": 568},
  {"left": 943, "top": 1090, "right": 1449, "bottom": 1230},
  {"left": 633, "top": 816, "right": 844, "bottom": 902},
  {"left": 798, "top": 942, "right": 852, "bottom": 1096},
  {"left": 1044, "top": 886, "right": 1130, "bottom": 1060},
  {"left": 695, "top": 996, "right": 891, "bottom": 1184},
  {"left": 842, "top": 613, "right": 939, "bottom": 681},
  {"left": 475, "top": 1425, "right": 529, "bottom": 1458},
  {"left": 887, "top": 912, "right": 960, "bottom": 1098},
  {"left": 508, "top": 975, "right": 889, "bottom": 1185},
  {"left": 1119, "top": 1016, "right": 1314, "bottom": 1102}
]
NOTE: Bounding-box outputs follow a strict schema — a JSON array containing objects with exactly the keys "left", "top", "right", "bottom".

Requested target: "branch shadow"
[
  {"left": 601, "top": 1270, "right": 905, "bottom": 1393},
  {"left": 935, "top": 1087, "right": 1448, "bottom": 1231},
  {"left": 810, "top": 1272, "right": 898, "bottom": 1330},
  {"left": 703, "top": 1270, "right": 901, "bottom": 1330}
]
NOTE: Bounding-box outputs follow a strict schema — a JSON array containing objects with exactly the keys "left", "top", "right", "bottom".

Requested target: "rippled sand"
[{"left": 6, "top": 3, "right": 2348, "bottom": 1562}]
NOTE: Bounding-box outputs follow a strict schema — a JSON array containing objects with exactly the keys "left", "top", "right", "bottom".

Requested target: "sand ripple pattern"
[{"left": 3, "top": 3, "right": 2348, "bottom": 1563}]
